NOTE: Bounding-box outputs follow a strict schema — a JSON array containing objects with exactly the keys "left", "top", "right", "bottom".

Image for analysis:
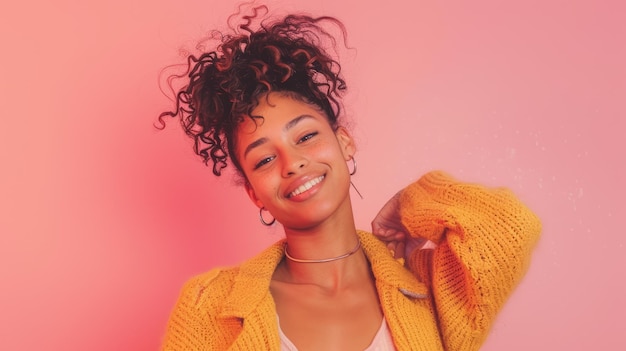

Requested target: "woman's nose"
[{"left": 281, "top": 150, "right": 307, "bottom": 177}]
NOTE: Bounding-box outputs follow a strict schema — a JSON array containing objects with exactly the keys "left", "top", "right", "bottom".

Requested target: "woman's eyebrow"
[
  {"left": 284, "top": 114, "right": 314, "bottom": 131},
  {"left": 243, "top": 137, "right": 269, "bottom": 159}
]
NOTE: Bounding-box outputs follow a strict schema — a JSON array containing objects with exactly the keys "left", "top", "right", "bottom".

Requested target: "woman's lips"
[{"left": 287, "top": 175, "right": 325, "bottom": 198}]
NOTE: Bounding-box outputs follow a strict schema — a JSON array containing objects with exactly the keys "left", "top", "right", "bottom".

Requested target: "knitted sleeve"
[{"left": 399, "top": 171, "right": 542, "bottom": 350}]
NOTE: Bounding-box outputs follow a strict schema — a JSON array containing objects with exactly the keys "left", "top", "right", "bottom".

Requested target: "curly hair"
[{"left": 158, "top": 6, "right": 349, "bottom": 177}]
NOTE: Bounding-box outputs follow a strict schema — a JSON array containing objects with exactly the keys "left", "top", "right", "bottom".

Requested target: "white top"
[{"left": 278, "top": 317, "right": 396, "bottom": 351}]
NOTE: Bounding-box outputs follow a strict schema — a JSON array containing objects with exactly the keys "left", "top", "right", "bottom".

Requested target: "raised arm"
[{"left": 373, "top": 171, "right": 541, "bottom": 350}]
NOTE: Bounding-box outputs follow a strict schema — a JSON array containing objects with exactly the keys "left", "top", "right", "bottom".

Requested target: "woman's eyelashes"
[
  {"left": 254, "top": 156, "right": 275, "bottom": 170},
  {"left": 298, "top": 131, "right": 318, "bottom": 144},
  {"left": 252, "top": 131, "right": 319, "bottom": 170}
]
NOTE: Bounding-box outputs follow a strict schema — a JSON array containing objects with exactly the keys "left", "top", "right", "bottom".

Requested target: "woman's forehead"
[
  {"left": 234, "top": 92, "right": 334, "bottom": 141},
  {"left": 251, "top": 92, "right": 318, "bottom": 115}
]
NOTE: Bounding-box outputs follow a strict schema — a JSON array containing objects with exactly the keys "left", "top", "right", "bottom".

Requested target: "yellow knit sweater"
[{"left": 161, "top": 171, "right": 542, "bottom": 350}]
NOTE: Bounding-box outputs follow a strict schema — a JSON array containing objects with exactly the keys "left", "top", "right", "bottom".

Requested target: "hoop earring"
[
  {"left": 347, "top": 156, "right": 363, "bottom": 199},
  {"left": 259, "top": 207, "right": 275, "bottom": 226},
  {"left": 348, "top": 156, "right": 357, "bottom": 176}
]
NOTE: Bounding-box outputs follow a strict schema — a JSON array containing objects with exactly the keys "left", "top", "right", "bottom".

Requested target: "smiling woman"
[
  {"left": 158, "top": 4, "right": 542, "bottom": 351},
  {"left": 239, "top": 93, "right": 355, "bottom": 230}
]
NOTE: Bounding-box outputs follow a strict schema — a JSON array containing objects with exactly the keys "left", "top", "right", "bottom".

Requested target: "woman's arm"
[{"left": 373, "top": 171, "right": 542, "bottom": 350}]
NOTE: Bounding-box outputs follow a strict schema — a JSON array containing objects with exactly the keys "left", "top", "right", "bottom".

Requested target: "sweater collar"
[
  {"left": 219, "top": 230, "right": 427, "bottom": 319},
  {"left": 218, "top": 240, "right": 285, "bottom": 318},
  {"left": 357, "top": 230, "right": 428, "bottom": 299}
]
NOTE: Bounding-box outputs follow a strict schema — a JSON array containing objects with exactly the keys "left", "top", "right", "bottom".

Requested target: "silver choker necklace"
[{"left": 284, "top": 240, "right": 362, "bottom": 263}]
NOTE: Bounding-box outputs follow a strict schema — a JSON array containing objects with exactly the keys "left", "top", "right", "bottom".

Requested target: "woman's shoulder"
[
  {"left": 175, "top": 239, "right": 287, "bottom": 309},
  {"left": 175, "top": 266, "right": 241, "bottom": 310},
  {"left": 188, "top": 266, "right": 239, "bottom": 289}
]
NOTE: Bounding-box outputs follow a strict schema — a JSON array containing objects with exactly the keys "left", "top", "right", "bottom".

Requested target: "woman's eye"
[
  {"left": 254, "top": 156, "right": 274, "bottom": 170},
  {"left": 298, "top": 132, "right": 318, "bottom": 143}
]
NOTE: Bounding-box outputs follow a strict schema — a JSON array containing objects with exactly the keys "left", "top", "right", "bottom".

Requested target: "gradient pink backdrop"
[{"left": 1, "top": 0, "right": 624, "bottom": 350}]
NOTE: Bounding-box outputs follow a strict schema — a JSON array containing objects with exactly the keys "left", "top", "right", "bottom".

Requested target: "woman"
[{"left": 159, "top": 7, "right": 541, "bottom": 351}]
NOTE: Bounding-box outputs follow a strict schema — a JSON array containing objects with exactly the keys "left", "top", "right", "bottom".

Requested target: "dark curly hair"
[{"left": 158, "top": 5, "right": 349, "bottom": 177}]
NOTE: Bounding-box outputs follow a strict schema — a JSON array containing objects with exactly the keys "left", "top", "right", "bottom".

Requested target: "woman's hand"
[{"left": 371, "top": 192, "right": 426, "bottom": 259}]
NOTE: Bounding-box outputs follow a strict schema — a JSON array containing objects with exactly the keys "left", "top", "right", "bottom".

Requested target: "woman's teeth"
[{"left": 289, "top": 176, "right": 324, "bottom": 198}]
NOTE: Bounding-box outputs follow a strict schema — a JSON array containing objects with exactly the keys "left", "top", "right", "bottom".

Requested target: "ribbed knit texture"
[
  {"left": 161, "top": 171, "right": 541, "bottom": 350},
  {"left": 400, "top": 171, "right": 542, "bottom": 350}
]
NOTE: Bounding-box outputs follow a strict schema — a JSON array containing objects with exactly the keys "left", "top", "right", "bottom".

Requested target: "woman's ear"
[
  {"left": 335, "top": 126, "right": 356, "bottom": 161},
  {"left": 244, "top": 182, "right": 264, "bottom": 209}
]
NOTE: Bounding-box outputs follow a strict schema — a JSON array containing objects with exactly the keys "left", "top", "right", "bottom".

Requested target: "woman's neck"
[{"left": 277, "top": 207, "right": 370, "bottom": 292}]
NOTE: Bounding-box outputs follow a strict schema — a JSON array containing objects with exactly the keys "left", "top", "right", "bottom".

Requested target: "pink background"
[{"left": 1, "top": 0, "right": 624, "bottom": 349}]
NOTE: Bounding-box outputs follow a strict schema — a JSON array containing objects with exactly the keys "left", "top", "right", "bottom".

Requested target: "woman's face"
[{"left": 236, "top": 92, "right": 355, "bottom": 230}]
